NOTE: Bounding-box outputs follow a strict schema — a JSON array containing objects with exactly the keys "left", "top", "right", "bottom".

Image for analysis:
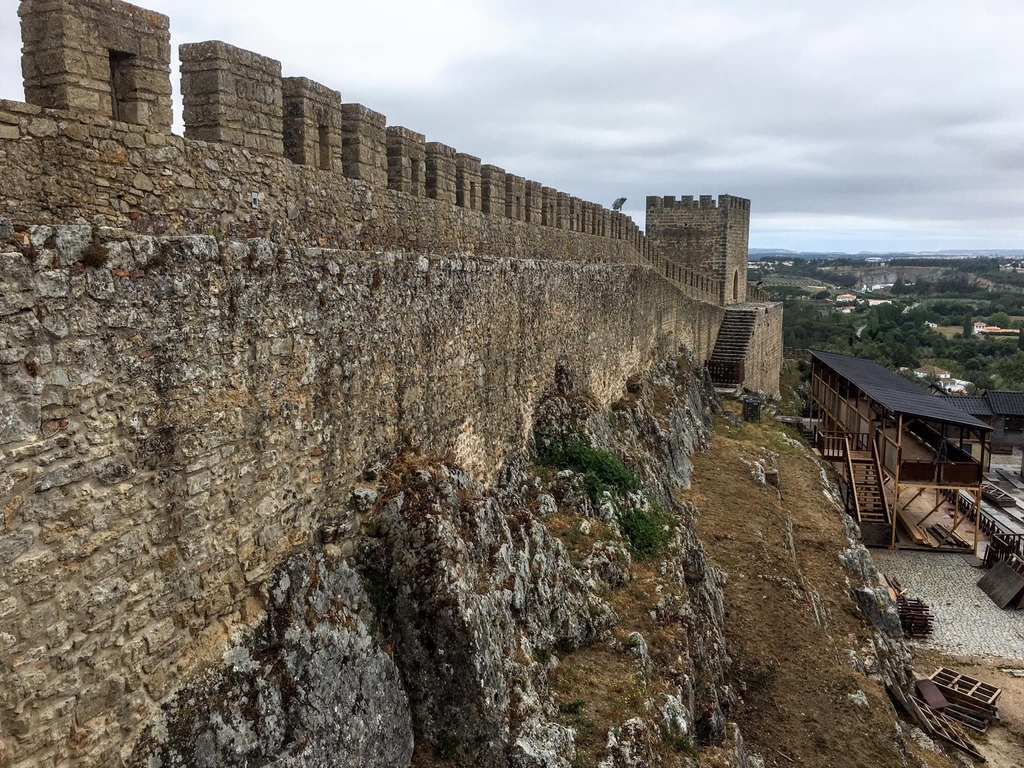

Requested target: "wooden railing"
[
  {"left": 871, "top": 438, "right": 889, "bottom": 524},
  {"left": 844, "top": 437, "right": 861, "bottom": 523},
  {"left": 984, "top": 532, "right": 1024, "bottom": 567},
  {"left": 899, "top": 459, "right": 982, "bottom": 487},
  {"left": 816, "top": 430, "right": 847, "bottom": 461}
]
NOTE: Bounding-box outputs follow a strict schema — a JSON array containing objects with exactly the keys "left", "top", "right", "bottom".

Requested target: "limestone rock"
[{"left": 130, "top": 553, "right": 414, "bottom": 768}]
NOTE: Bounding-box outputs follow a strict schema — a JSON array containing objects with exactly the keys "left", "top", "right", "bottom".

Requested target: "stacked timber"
[{"left": 895, "top": 595, "right": 933, "bottom": 637}]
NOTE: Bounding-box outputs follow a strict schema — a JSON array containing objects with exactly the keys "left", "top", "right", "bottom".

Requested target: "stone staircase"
[{"left": 707, "top": 308, "right": 757, "bottom": 386}]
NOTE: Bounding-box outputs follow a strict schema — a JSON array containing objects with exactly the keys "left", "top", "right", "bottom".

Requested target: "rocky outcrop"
[
  {"left": 129, "top": 355, "right": 746, "bottom": 767},
  {"left": 130, "top": 552, "right": 414, "bottom": 767}
]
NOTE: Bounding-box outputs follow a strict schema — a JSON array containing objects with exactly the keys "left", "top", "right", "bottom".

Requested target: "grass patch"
[
  {"left": 538, "top": 438, "right": 641, "bottom": 501},
  {"left": 617, "top": 505, "right": 673, "bottom": 558},
  {"left": 558, "top": 699, "right": 586, "bottom": 715}
]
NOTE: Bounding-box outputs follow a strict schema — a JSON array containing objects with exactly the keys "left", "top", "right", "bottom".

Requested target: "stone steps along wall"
[
  {"left": 709, "top": 310, "right": 758, "bottom": 363},
  {"left": 0, "top": 224, "right": 726, "bottom": 767},
  {"left": 10, "top": 0, "right": 654, "bottom": 267}
]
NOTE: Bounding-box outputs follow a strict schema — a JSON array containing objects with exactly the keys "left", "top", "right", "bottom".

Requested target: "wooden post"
[
  {"left": 891, "top": 413, "right": 903, "bottom": 549},
  {"left": 973, "top": 487, "right": 981, "bottom": 557}
]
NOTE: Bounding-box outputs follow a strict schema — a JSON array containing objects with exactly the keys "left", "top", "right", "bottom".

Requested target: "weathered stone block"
[
  {"left": 340, "top": 103, "right": 386, "bottom": 187},
  {"left": 283, "top": 76, "right": 342, "bottom": 171},
  {"left": 180, "top": 41, "right": 283, "bottom": 156},
  {"left": 386, "top": 126, "right": 425, "bottom": 196},
  {"left": 455, "top": 153, "right": 481, "bottom": 211},
  {"left": 480, "top": 164, "right": 505, "bottom": 216},
  {"left": 425, "top": 141, "right": 456, "bottom": 205}
]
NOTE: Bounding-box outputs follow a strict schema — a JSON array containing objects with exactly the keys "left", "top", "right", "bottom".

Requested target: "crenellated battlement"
[
  {"left": 646, "top": 194, "right": 751, "bottom": 212},
  {"left": 11, "top": 0, "right": 654, "bottom": 262}
]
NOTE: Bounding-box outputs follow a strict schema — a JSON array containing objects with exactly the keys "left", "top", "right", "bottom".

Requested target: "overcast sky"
[{"left": 2, "top": 0, "right": 1023, "bottom": 252}]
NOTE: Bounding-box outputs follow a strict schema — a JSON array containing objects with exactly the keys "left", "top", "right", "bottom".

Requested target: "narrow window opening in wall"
[
  {"left": 318, "top": 124, "right": 331, "bottom": 170},
  {"left": 733, "top": 271, "right": 739, "bottom": 302},
  {"left": 109, "top": 50, "right": 136, "bottom": 123},
  {"left": 411, "top": 160, "right": 421, "bottom": 192},
  {"left": 470, "top": 181, "right": 478, "bottom": 209},
  {"left": 516, "top": 195, "right": 523, "bottom": 219}
]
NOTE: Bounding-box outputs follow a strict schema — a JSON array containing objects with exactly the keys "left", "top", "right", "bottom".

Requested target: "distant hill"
[{"left": 748, "top": 248, "right": 1024, "bottom": 260}]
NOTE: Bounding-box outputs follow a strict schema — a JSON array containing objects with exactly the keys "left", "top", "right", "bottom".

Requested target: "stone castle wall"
[
  {"left": 0, "top": 1, "right": 780, "bottom": 764},
  {"left": 6, "top": 0, "right": 651, "bottom": 266},
  {"left": 0, "top": 224, "right": 725, "bottom": 767},
  {"left": 743, "top": 303, "right": 785, "bottom": 395}
]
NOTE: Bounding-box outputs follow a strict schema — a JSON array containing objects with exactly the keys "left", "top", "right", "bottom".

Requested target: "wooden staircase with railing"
[
  {"left": 848, "top": 447, "right": 890, "bottom": 526},
  {"left": 818, "top": 431, "right": 893, "bottom": 545}
]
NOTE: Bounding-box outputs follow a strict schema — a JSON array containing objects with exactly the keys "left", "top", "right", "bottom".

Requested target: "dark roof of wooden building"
[
  {"left": 811, "top": 350, "right": 992, "bottom": 431},
  {"left": 985, "top": 391, "right": 1024, "bottom": 417},
  {"left": 939, "top": 395, "right": 994, "bottom": 417},
  {"left": 942, "top": 391, "right": 1024, "bottom": 418}
]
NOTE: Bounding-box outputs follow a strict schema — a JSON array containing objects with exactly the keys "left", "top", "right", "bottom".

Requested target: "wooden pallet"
[
  {"left": 929, "top": 668, "right": 1001, "bottom": 714},
  {"left": 912, "top": 696, "right": 986, "bottom": 761}
]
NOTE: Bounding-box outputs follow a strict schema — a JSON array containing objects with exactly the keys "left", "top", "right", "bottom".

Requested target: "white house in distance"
[
  {"left": 973, "top": 321, "right": 988, "bottom": 335},
  {"left": 914, "top": 365, "right": 951, "bottom": 381},
  {"left": 868, "top": 298, "right": 892, "bottom": 307},
  {"left": 837, "top": 293, "right": 857, "bottom": 303},
  {"left": 913, "top": 365, "right": 971, "bottom": 393}
]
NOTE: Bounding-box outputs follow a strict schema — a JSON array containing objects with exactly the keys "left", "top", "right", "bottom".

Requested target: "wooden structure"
[{"left": 809, "top": 351, "right": 992, "bottom": 553}]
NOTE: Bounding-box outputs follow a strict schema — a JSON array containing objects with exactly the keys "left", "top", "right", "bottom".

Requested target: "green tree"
[
  {"left": 962, "top": 314, "right": 973, "bottom": 338},
  {"left": 989, "top": 311, "right": 1011, "bottom": 328}
]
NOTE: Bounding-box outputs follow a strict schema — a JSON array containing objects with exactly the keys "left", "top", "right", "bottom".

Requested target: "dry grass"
[{"left": 680, "top": 403, "right": 959, "bottom": 768}]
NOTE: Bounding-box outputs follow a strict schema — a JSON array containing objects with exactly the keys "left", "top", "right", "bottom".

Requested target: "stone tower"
[{"left": 645, "top": 194, "right": 751, "bottom": 306}]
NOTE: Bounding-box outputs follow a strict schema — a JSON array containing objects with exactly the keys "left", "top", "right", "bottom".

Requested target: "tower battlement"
[{"left": 646, "top": 194, "right": 751, "bottom": 211}]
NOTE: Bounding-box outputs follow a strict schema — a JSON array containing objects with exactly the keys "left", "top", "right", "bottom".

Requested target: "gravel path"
[{"left": 871, "top": 549, "right": 1024, "bottom": 661}]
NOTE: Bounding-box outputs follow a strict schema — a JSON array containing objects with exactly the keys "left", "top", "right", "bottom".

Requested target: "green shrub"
[
  {"left": 538, "top": 438, "right": 641, "bottom": 501},
  {"left": 558, "top": 699, "right": 586, "bottom": 715},
  {"left": 617, "top": 505, "right": 672, "bottom": 558}
]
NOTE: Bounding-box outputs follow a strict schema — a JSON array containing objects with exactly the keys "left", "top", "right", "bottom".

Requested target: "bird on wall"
[{"left": 612, "top": 197, "right": 626, "bottom": 211}]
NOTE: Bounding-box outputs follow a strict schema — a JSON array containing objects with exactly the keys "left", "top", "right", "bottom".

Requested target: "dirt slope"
[{"left": 682, "top": 405, "right": 958, "bottom": 768}]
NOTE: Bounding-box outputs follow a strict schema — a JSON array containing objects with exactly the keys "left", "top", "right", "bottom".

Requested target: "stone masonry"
[
  {"left": 180, "top": 41, "right": 284, "bottom": 155},
  {"left": 19, "top": 0, "right": 173, "bottom": 131},
  {"left": 646, "top": 194, "right": 752, "bottom": 306},
  {"left": 0, "top": 0, "right": 782, "bottom": 764},
  {"left": 0, "top": 227, "right": 726, "bottom": 768}
]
